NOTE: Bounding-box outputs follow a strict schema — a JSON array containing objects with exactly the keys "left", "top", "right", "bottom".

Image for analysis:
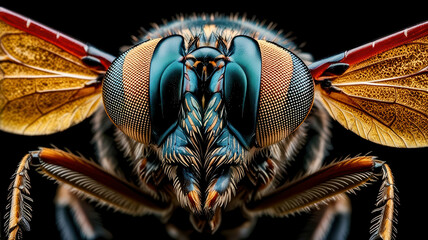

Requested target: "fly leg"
[
  {"left": 5, "top": 154, "right": 32, "bottom": 240},
  {"left": 245, "top": 156, "right": 397, "bottom": 240},
  {"left": 370, "top": 163, "right": 397, "bottom": 240},
  {"left": 5, "top": 148, "right": 171, "bottom": 240},
  {"left": 51, "top": 109, "right": 118, "bottom": 240},
  {"left": 34, "top": 148, "right": 170, "bottom": 213},
  {"left": 50, "top": 108, "right": 128, "bottom": 240}
]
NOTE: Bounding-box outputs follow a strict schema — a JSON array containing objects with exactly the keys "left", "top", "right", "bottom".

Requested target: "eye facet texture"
[
  {"left": 255, "top": 40, "right": 314, "bottom": 147},
  {"left": 103, "top": 38, "right": 161, "bottom": 144},
  {"left": 103, "top": 35, "right": 314, "bottom": 148}
]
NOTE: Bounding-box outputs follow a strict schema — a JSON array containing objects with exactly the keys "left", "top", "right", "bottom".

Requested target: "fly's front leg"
[
  {"left": 33, "top": 148, "right": 170, "bottom": 214},
  {"left": 51, "top": 108, "right": 130, "bottom": 239},
  {"left": 370, "top": 163, "right": 397, "bottom": 240},
  {"left": 245, "top": 156, "right": 398, "bottom": 240},
  {"left": 5, "top": 148, "right": 171, "bottom": 240},
  {"left": 5, "top": 154, "right": 33, "bottom": 240}
]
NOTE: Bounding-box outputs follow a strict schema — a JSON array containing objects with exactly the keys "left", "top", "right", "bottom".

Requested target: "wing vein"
[
  {"left": 21, "top": 92, "right": 101, "bottom": 134},
  {"left": 322, "top": 93, "right": 409, "bottom": 147}
]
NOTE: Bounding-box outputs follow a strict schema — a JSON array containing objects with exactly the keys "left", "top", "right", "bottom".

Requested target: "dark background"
[{"left": 1, "top": 1, "right": 427, "bottom": 239}]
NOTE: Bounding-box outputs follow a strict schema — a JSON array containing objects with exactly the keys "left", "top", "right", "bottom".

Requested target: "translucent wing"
[
  {"left": 309, "top": 21, "right": 428, "bottom": 148},
  {"left": 0, "top": 7, "right": 114, "bottom": 135}
]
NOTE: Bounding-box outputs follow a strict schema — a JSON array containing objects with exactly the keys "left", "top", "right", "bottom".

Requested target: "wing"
[
  {"left": 0, "top": 7, "right": 114, "bottom": 135},
  {"left": 309, "top": 21, "right": 428, "bottom": 148}
]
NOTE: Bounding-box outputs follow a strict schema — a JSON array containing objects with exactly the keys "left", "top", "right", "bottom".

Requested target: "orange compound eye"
[
  {"left": 102, "top": 36, "right": 186, "bottom": 145},
  {"left": 223, "top": 36, "right": 314, "bottom": 148},
  {"left": 255, "top": 40, "right": 314, "bottom": 147},
  {"left": 102, "top": 38, "right": 161, "bottom": 144}
]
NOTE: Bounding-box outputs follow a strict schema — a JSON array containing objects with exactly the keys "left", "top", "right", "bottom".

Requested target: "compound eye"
[
  {"left": 102, "top": 36, "right": 185, "bottom": 144},
  {"left": 102, "top": 39, "right": 160, "bottom": 144},
  {"left": 255, "top": 40, "right": 314, "bottom": 147}
]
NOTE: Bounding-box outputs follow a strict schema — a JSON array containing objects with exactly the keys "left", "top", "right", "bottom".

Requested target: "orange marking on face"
[
  {"left": 205, "top": 190, "right": 219, "bottom": 209},
  {"left": 187, "top": 190, "right": 202, "bottom": 212}
]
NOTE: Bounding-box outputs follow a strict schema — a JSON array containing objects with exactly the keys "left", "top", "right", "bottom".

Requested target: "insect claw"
[
  {"left": 28, "top": 150, "right": 41, "bottom": 167},
  {"left": 373, "top": 160, "right": 386, "bottom": 169},
  {"left": 29, "top": 150, "right": 40, "bottom": 158}
]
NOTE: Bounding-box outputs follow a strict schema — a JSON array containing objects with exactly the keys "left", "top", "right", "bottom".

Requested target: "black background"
[{"left": 1, "top": 1, "right": 427, "bottom": 239}]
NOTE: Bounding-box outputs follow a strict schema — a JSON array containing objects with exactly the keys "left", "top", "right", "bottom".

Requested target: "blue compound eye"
[
  {"left": 223, "top": 36, "right": 314, "bottom": 148},
  {"left": 102, "top": 36, "right": 186, "bottom": 145}
]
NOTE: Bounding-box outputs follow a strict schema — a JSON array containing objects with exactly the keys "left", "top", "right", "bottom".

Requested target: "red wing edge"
[
  {"left": 0, "top": 7, "right": 115, "bottom": 72},
  {"left": 309, "top": 21, "right": 428, "bottom": 80}
]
